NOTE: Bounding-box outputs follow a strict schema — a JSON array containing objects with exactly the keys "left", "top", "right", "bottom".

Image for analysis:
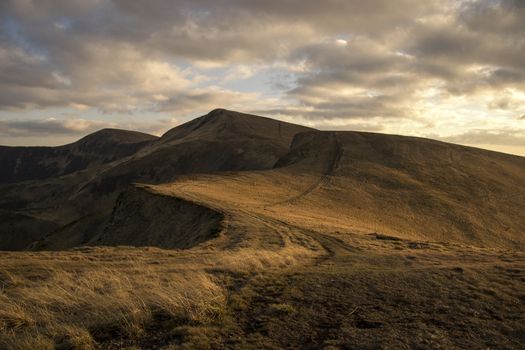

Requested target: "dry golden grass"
[
  {"left": 1, "top": 174, "right": 523, "bottom": 348},
  {"left": 0, "top": 252, "right": 203, "bottom": 349},
  {"left": 0, "top": 239, "right": 318, "bottom": 349},
  {"left": 209, "top": 245, "right": 318, "bottom": 272},
  {"left": 0, "top": 176, "right": 325, "bottom": 349},
  {"left": 152, "top": 144, "right": 525, "bottom": 250}
]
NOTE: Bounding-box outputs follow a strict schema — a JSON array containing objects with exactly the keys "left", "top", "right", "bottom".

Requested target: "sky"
[{"left": 0, "top": 0, "right": 524, "bottom": 156}]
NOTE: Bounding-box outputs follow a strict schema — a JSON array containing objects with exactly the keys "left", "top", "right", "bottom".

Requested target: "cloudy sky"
[{"left": 0, "top": 0, "right": 524, "bottom": 156}]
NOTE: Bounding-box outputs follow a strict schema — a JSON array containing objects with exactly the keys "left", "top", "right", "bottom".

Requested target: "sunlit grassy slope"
[
  {"left": 2, "top": 179, "right": 523, "bottom": 348},
  {"left": 156, "top": 129, "right": 525, "bottom": 249}
]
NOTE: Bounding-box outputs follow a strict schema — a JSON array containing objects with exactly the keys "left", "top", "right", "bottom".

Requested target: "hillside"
[
  {"left": 85, "top": 109, "right": 313, "bottom": 193},
  {"left": 30, "top": 186, "right": 224, "bottom": 250},
  {"left": 154, "top": 130, "right": 525, "bottom": 249},
  {"left": 1, "top": 110, "right": 524, "bottom": 253},
  {"left": 0, "top": 109, "right": 524, "bottom": 349},
  {"left": 0, "top": 109, "right": 312, "bottom": 250},
  {"left": 0, "top": 128, "right": 158, "bottom": 183},
  {"left": 1, "top": 110, "right": 524, "bottom": 251}
]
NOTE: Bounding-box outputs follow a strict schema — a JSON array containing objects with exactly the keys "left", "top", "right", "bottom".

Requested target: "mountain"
[
  {"left": 0, "top": 109, "right": 312, "bottom": 250},
  {"left": 161, "top": 130, "right": 525, "bottom": 249},
  {"left": 2, "top": 109, "right": 524, "bottom": 350},
  {"left": 0, "top": 128, "right": 158, "bottom": 183},
  {"left": 0, "top": 109, "right": 524, "bottom": 251},
  {"left": 86, "top": 109, "right": 313, "bottom": 194}
]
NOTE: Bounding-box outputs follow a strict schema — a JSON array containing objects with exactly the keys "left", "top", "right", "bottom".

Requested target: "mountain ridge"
[
  {"left": 0, "top": 128, "right": 158, "bottom": 184},
  {"left": 0, "top": 108, "right": 524, "bottom": 251}
]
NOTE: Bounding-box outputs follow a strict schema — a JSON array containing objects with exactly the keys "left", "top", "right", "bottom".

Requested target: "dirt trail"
[
  {"left": 267, "top": 133, "right": 344, "bottom": 207},
  {"left": 160, "top": 177, "right": 359, "bottom": 266},
  {"left": 254, "top": 213, "right": 358, "bottom": 260},
  {"left": 141, "top": 179, "right": 525, "bottom": 349}
]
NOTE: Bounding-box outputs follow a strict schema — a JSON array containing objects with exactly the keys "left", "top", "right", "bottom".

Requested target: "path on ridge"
[{"left": 267, "top": 132, "right": 344, "bottom": 207}]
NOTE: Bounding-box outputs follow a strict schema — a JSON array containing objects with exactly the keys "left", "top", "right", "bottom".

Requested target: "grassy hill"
[
  {"left": 0, "top": 109, "right": 312, "bottom": 250},
  {"left": 0, "top": 109, "right": 523, "bottom": 349},
  {"left": 153, "top": 129, "right": 525, "bottom": 249}
]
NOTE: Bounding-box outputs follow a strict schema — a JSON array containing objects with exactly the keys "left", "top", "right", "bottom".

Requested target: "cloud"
[
  {"left": 157, "top": 87, "right": 272, "bottom": 117},
  {"left": 440, "top": 128, "right": 525, "bottom": 147},
  {"left": 0, "top": 0, "right": 440, "bottom": 114},
  {"left": 334, "top": 39, "right": 347, "bottom": 47},
  {"left": 0, "top": 118, "right": 115, "bottom": 137},
  {"left": 0, "top": 0, "right": 524, "bottom": 153}
]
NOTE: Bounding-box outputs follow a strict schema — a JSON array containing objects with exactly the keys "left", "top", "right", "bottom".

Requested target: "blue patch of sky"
[
  {"left": 54, "top": 17, "right": 72, "bottom": 30},
  {"left": 170, "top": 56, "right": 296, "bottom": 99},
  {"left": 2, "top": 17, "right": 49, "bottom": 61}
]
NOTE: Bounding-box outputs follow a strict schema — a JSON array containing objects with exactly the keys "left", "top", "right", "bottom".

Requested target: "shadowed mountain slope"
[
  {"left": 0, "top": 128, "right": 158, "bottom": 184},
  {"left": 0, "top": 109, "right": 312, "bottom": 250},
  {"left": 86, "top": 109, "right": 313, "bottom": 194},
  {"left": 30, "top": 185, "right": 224, "bottom": 250}
]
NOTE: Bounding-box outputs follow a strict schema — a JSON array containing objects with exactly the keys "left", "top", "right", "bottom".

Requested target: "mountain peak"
[
  {"left": 208, "top": 108, "right": 228, "bottom": 115},
  {"left": 160, "top": 109, "right": 313, "bottom": 144}
]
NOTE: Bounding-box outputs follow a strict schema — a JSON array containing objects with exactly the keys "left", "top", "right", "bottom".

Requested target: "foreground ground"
[{"left": 1, "top": 178, "right": 524, "bottom": 349}]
